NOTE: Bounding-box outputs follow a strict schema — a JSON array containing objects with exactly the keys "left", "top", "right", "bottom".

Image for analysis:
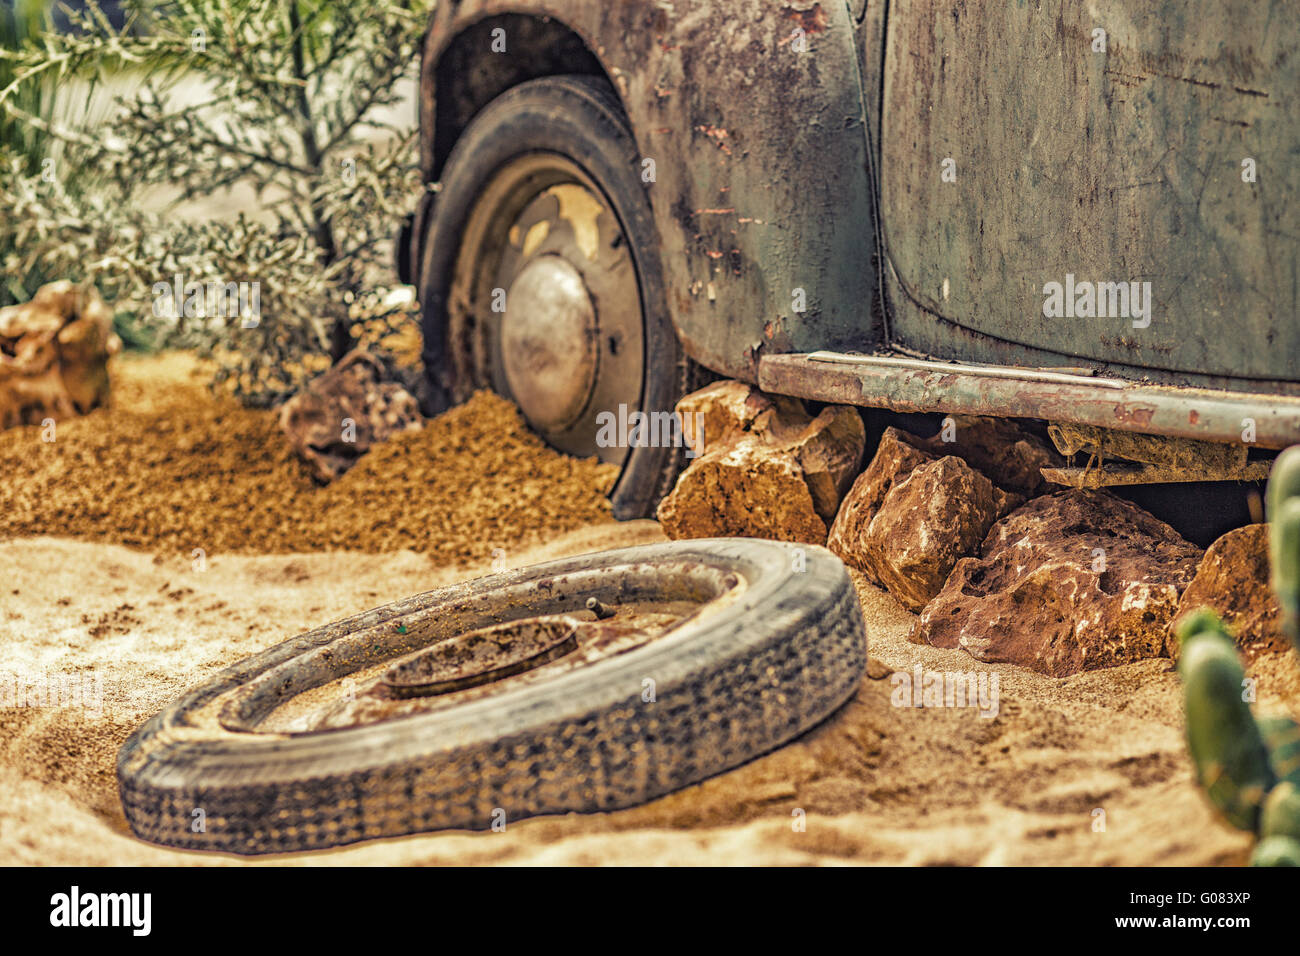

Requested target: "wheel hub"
[{"left": 500, "top": 255, "right": 599, "bottom": 433}]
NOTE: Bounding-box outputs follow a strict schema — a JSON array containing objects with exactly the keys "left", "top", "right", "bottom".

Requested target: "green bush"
[{"left": 0, "top": 0, "right": 431, "bottom": 404}]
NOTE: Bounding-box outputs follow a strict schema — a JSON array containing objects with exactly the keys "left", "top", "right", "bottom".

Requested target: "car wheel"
[
  {"left": 117, "top": 539, "right": 865, "bottom": 854},
  {"left": 417, "top": 74, "right": 705, "bottom": 519}
]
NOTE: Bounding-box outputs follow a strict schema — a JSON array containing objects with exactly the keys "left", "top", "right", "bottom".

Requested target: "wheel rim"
[{"left": 447, "top": 153, "right": 645, "bottom": 464}]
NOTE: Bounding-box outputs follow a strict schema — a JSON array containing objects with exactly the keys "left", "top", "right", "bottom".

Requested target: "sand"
[{"left": 1, "top": 354, "right": 1296, "bottom": 865}]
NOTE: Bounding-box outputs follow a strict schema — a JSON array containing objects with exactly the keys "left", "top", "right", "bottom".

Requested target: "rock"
[
  {"left": 675, "top": 379, "right": 775, "bottom": 448},
  {"left": 917, "top": 415, "right": 1061, "bottom": 496},
  {"left": 657, "top": 382, "right": 865, "bottom": 544},
  {"left": 913, "top": 489, "right": 1203, "bottom": 676},
  {"left": 828, "top": 427, "right": 935, "bottom": 558},
  {"left": 279, "top": 349, "right": 423, "bottom": 482},
  {"left": 1170, "top": 524, "right": 1289, "bottom": 660},
  {"left": 855, "top": 456, "right": 1020, "bottom": 611},
  {"left": 827, "top": 427, "right": 1019, "bottom": 609},
  {"left": 0, "top": 281, "right": 121, "bottom": 429}
]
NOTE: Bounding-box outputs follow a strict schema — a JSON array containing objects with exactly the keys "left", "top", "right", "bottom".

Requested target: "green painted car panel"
[
  {"left": 419, "top": 1, "right": 1297, "bottom": 405},
  {"left": 880, "top": 0, "right": 1298, "bottom": 384}
]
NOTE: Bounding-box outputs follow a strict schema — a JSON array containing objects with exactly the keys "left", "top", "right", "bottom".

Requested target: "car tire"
[
  {"left": 417, "top": 74, "right": 705, "bottom": 520},
  {"left": 118, "top": 539, "right": 865, "bottom": 855}
]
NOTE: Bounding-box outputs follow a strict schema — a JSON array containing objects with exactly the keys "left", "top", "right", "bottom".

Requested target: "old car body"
[{"left": 407, "top": 0, "right": 1300, "bottom": 484}]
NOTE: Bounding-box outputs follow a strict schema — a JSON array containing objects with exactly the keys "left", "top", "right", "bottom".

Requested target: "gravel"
[{"left": 0, "top": 353, "right": 618, "bottom": 566}]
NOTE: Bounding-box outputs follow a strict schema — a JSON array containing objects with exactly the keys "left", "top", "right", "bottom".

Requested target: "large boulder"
[
  {"left": 656, "top": 381, "right": 865, "bottom": 544},
  {"left": 279, "top": 349, "right": 423, "bottom": 482},
  {"left": 912, "top": 489, "right": 1203, "bottom": 676},
  {"left": 0, "top": 281, "right": 121, "bottom": 429},
  {"left": 1170, "top": 524, "right": 1289, "bottom": 660},
  {"left": 827, "top": 427, "right": 1019, "bottom": 610}
]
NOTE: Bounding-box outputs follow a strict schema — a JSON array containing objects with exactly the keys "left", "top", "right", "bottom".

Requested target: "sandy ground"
[{"left": 5, "top": 522, "right": 1297, "bottom": 865}]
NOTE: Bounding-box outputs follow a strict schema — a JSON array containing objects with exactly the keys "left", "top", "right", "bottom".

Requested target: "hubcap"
[{"left": 500, "top": 256, "right": 598, "bottom": 433}]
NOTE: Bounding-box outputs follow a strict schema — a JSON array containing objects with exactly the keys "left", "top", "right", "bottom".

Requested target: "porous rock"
[
  {"left": 916, "top": 415, "right": 1061, "bottom": 496},
  {"left": 0, "top": 281, "right": 121, "bottom": 429},
  {"left": 913, "top": 489, "right": 1203, "bottom": 676},
  {"left": 279, "top": 349, "right": 423, "bottom": 482},
  {"left": 854, "top": 456, "right": 1020, "bottom": 611},
  {"left": 827, "top": 427, "right": 1019, "bottom": 610},
  {"left": 1170, "top": 524, "right": 1289, "bottom": 660}
]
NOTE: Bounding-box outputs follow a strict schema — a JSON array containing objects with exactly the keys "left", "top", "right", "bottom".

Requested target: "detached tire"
[
  {"left": 418, "top": 75, "right": 703, "bottom": 519},
  {"left": 118, "top": 540, "right": 865, "bottom": 855}
]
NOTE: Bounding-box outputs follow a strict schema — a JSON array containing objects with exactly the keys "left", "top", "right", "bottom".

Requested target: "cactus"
[
  {"left": 1251, "top": 836, "right": 1300, "bottom": 866},
  {"left": 1178, "top": 446, "right": 1300, "bottom": 865},
  {"left": 1260, "top": 781, "right": 1300, "bottom": 842},
  {"left": 1176, "top": 614, "right": 1274, "bottom": 831},
  {"left": 1265, "top": 446, "right": 1300, "bottom": 522},
  {"left": 1271, "top": 497, "right": 1300, "bottom": 643},
  {"left": 1257, "top": 714, "right": 1300, "bottom": 785}
]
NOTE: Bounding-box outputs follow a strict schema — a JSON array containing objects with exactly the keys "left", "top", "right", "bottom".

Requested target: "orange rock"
[
  {"left": 854, "top": 456, "right": 1019, "bottom": 611},
  {"left": 0, "top": 281, "right": 121, "bottom": 429},
  {"left": 1170, "top": 524, "right": 1288, "bottom": 660},
  {"left": 914, "top": 489, "right": 1202, "bottom": 676},
  {"left": 657, "top": 382, "right": 864, "bottom": 545},
  {"left": 278, "top": 349, "right": 424, "bottom": 483}
]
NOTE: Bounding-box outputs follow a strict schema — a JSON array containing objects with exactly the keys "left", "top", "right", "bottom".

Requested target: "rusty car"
[{"left": 399, "top": 0, "right": 1300, "bottom": 523}]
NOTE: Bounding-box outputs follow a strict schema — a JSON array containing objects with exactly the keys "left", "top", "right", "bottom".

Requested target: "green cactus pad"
[
  {"left": 1266, "top": 446, "right": 1300, "bottom": 523},
  {"left": 1261, "top": 781, "right": 1300, "bottom": 842},
  {"left": 1270, "top": 498, "right": 1300, "bottom": 644},
  {"left": 1257, "top": 715, "right": 1300, "bottom": 785},
  {"left": 1178, "top": 617, "right": 1275, "bottom": 831},
  {"left": 1174, "top": 608, "right": 1228, "bottom": 649},
  {"left": 1251, "top": 835, "right": 1300, "bottom": 866}
]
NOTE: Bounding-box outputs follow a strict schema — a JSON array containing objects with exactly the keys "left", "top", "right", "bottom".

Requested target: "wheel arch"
[{"left": 420, "top": 11, "right": 614, "bottom": 182}]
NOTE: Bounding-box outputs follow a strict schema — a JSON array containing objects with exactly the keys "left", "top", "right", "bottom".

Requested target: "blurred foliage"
[
  {"left": 0, "top": 0, "right": 432, "bottom": 405},
  {"left": 0, "top": 0, "right": 50, "bottom": 179}
]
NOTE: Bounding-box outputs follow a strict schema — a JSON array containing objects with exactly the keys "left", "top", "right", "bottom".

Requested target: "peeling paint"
[{"left": 781, "top": 3, "right": 829, "bottom": 35}]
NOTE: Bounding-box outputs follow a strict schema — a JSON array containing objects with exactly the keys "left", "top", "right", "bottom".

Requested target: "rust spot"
[
  {"left": 1114, "top": 405, "right": 1156, "bottom": 426},
  {"left": 694, "top": 124, "right": 733, "bottom": 156},
  {"left": 781, "top": 3, "right": 828, "bottom": 35},
  {"left": 1189, "top": 410, "right": 1200, "bottom": 425}
]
